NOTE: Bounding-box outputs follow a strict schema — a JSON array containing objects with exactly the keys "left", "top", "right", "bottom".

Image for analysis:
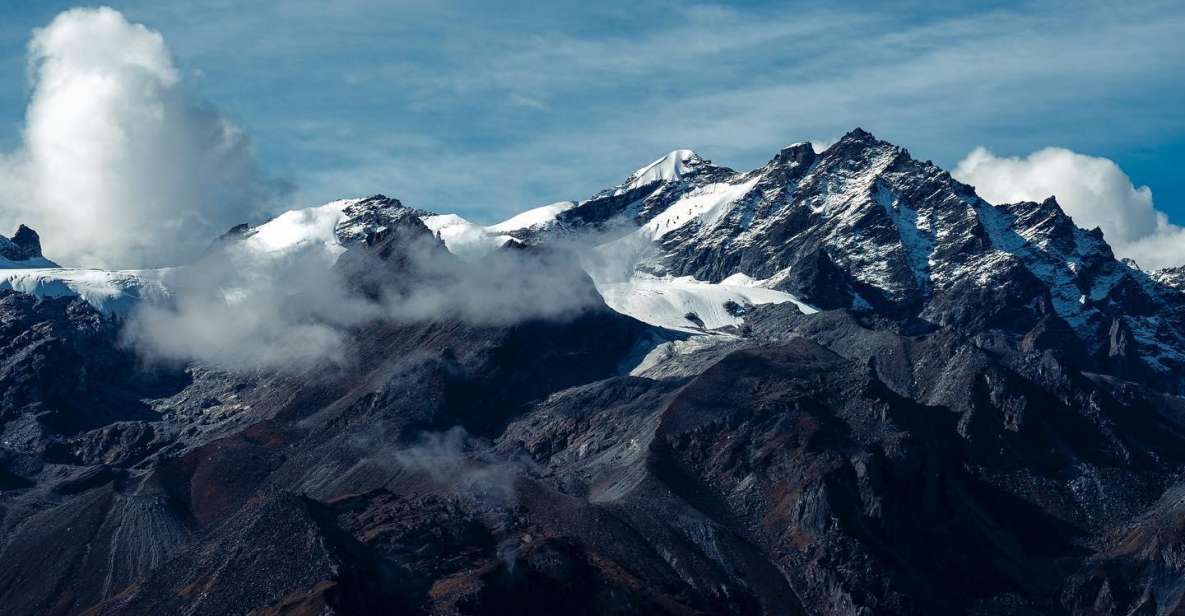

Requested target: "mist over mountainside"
[{"left": 0, "top": 130, "right": 1184, "bottom": 615}]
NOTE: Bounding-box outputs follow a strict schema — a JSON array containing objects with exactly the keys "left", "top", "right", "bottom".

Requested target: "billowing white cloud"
[
  {"left": 954, "top": 147, "right": 1185, "bottom": 270},
  {"left": 0, "top": 7, "right": 284, "bottom": 268}
]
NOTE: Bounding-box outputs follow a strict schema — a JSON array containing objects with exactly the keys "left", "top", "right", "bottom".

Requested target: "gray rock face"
[
  {"left": 0, "top": 224, "right": 58, "bottom": 266},
  {"left": 8, "top": 225, "right": 43, "bottom": 258},
  {"left": 1, "top": 132, "right": 1185, "bottom": 615}
]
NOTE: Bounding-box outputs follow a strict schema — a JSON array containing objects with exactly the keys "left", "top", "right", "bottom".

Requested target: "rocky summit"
[
  {"left": 1, "top": 130, "right": 1185, "bottom": 615},
  {"left": 0, "top": 225, "right": 57, "bottom": 268}
]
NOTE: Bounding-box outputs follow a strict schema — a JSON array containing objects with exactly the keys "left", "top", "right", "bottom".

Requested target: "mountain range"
[{"left": 0, "top": 129, "right": 1183, "bottom": 615}]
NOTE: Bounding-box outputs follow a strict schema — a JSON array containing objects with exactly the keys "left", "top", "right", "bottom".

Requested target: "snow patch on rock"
[
  {"left": 0, "top": 268, "right": 170, "bottom": 317},
  {"left": 487, "top": 201, "right": 576, "bottom": 234},
  {"left": 421, "top": 214, "right": 515, "bottom": 256},
  {"left": 593, "top": 272, "right": 815, "bottom": 333},
  {"left": 641, "top": 176, "right": 761, "bottom": 241},
  {"left": 0, "top": 255, "right": 58, "bottom": 269},
  {"left": 241, "top": 198, "right": 362, "bottom": 258}
]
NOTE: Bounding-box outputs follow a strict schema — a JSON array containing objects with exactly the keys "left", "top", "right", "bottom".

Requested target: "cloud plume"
[
  {"left": 0, "top": 7, "right": 284, "bottom": 268},
  {"left": 954, "top": 147, "right": 1185, "bottom": 270}
]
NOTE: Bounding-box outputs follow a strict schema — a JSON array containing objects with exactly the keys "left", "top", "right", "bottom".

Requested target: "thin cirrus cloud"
[
  {"left": 0, "top": 6, "right": 287, "bottom": 269},
  {"left": 953, "top": 147, "right": 1185, "bottom": 271}
]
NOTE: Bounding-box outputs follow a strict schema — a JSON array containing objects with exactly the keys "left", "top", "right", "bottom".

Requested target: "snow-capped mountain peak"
[
  {"left": 0, "top": 196, "right": 424, "bottom": 316},
  {"left": 490, "top": 128, "right": 1185, "bottom": 389},
  {"left": 239, "top": 197, "right": 364, "bottom": 256},
  {"left": 2, "top": 131, "right": 1184, "bottom": 389},
  {"left": 615, "top": 148, "right": 704, "bottom": 195},
  {"left": 237, "top": 194, "right": 421, "bottom": 258}
]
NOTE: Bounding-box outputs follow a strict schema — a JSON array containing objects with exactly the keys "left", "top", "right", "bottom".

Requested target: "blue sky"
[{"left": 1, "top": 0, "right": 1183, "bottom": 226}]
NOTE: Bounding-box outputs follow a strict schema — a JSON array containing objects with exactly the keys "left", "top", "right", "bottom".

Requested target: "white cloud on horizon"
[
  {"left": 954, "top": 147, "right": 1185, "bottom": 270},
  {"left": 0, "top": 7, "right": 285, "bottom": 268}
]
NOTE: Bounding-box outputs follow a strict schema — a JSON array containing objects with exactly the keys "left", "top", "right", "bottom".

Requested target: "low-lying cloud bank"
[
  {"left": 124, "top": 242, "right": 366, "bottom": 371},
  {"left": 0, "top": 7, "right": 285, "bottom": 268},
  {"left": 954, "top": 147, "right": 1185, "bottom": 271},
  {"left": 123, "top": 228, "right": 605, "bottom": 372}
]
